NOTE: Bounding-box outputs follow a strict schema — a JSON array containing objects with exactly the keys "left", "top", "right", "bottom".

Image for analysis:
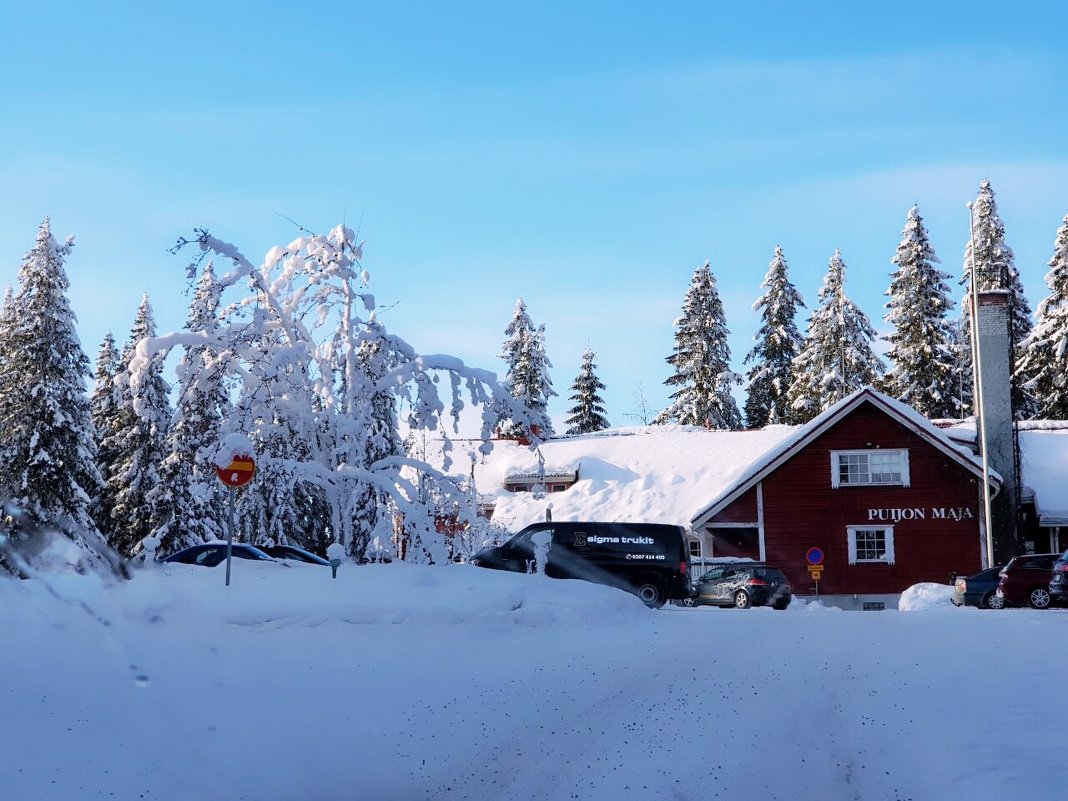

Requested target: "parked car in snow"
[
  {"left": 258, "top": 544, "right": 331, "bottom": 566},
  {"left": 951, "top": 565, "right": 1006, "bottom": 609},
  {"left": 1047, "top": 550, "right": 1068, "bottom": 606},
  {"left": 469, "top": 521, "right": 691, "bottom": 608},
  {"left": 161, "top": 543, "right": 275, "bottom": 567},
  {"left": 690, "top": 563, "right": 792, "bottom": 609},
  {"left": 995, "top": 553, "right": 1061, "bottom": 608}
]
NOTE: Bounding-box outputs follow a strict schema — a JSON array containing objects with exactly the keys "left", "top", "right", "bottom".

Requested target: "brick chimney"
[{"left": 973, "top": 290, "right": 1019, "bottom": 562}]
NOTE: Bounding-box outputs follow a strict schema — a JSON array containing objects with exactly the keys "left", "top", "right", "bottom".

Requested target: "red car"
[{"left": 995, "top": 553, "right": 1061, "bottom": 609}]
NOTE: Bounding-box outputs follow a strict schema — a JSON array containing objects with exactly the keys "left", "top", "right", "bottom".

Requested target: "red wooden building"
[{"left": 691, "top": 388, "right": 998, "bottom": 609}]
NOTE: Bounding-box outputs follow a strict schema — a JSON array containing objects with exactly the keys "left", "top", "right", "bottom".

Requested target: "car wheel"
[
  {"left": 773, "top": 600, "right": 789, "bottom": 610},
  {"left": 981, "top": 591, "right": 1004, "bottom": 609},
  {"left": 1028, "top": 587, "right": 1052, "bottom": 609},
  {"left": 680, "top": 596, "right": 696, "bottom": 607},
  {"left": 636, "top": 582, "right": 665, "bottom": 609},
  {"left": 733, "top": 589, "right": 751, "bottom": 609}
]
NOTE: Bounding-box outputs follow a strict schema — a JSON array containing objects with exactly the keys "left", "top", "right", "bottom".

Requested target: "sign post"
[
  {"left": 805, "top": 547, "right": 825, "bottom": 600},
  {"left": 216, "top": 452, "right": 256, "bottom": 586}
]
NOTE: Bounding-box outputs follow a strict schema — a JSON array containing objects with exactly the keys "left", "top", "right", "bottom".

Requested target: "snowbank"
[{"left": 899, "top": 581, "right": 956, "bottom": 611}]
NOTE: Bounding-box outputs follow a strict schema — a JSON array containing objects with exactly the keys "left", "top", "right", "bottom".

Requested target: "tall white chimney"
[{"left": 974, "top": 289, "right": 1019, "bottom": 562}]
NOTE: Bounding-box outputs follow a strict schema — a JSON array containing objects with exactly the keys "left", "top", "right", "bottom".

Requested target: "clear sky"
[{"left": 1, "top": 1, "right": 1066, "bottom": 430}]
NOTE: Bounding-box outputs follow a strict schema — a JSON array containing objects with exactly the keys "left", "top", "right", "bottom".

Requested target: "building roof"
[{"left": 461, "top": 387, "right": 1002, "bottom": 534}]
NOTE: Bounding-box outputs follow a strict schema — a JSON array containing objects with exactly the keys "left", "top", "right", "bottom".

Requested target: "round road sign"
[
  {"left": 217, "top": 454, "right": 256, "bottom": 488},
  {"left": 805, "top": 546, "right": 825, "bottom": 566}
]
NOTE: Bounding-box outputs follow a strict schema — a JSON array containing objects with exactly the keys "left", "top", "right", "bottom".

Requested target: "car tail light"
[
  {"left": 1056, "top": 564, "right": 1068, "bottom": 573},
  {"left": 680, "top": 561, "right": 688, "bottom": 575},
  {"left": 747, "top": 577, "right": 769, "bottom": 586}
]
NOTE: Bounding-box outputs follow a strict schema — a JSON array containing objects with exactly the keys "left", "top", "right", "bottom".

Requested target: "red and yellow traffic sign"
[{"left": 216, "top": 454, "right": 256, "bottom": 488}]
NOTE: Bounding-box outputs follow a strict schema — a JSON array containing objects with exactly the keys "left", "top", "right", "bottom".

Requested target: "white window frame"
[
  {"left": 831, "top": 449, "right": 910, "bottom": 488},
  {"left": 847, "top": 525, "right": 896, "bottom": 564}
]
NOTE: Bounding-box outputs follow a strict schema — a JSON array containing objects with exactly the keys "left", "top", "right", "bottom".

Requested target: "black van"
[{"left": 469, "top": 521, "right": 691, "bottom": 608}]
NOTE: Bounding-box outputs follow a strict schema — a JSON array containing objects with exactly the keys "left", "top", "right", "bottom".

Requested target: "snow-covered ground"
[{"left": 4, "top": 561, "right": 1066, "bottom": 801}]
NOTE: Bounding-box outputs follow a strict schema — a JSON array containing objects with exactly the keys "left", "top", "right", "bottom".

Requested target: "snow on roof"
[
  {"left": 459, "top": 387, "right": 999, "bottom": 536},
  {"left": 1019, "top": 429, "right": 1068, "bottom": 524},
  {"left": 465, "top": 425, "right": 798, "bottom": 532}
]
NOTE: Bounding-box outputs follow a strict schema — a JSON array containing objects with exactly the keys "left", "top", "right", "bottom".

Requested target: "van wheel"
[{"left": 636, "top": 581, "right": 665, "bottom": 609}]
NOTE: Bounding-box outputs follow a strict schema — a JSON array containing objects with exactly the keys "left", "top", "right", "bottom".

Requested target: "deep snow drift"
[{"left": 3, "top": 560, "right": 1065, "bottom": 801}]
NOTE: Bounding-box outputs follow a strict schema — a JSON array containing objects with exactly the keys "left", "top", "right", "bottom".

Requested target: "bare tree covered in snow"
[{"left": 147, "top": 225, "right": 528, "bottom": 563}]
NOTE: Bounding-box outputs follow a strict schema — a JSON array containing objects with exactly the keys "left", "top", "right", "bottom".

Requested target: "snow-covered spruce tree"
[
  {"left": 89, "top": 332, "right": 122, "bottom": 540},
  {"left": 146, "top": 225, "right": 529, "bottom": 563},
  {"left": 787, "top": 249, "right": 884, "bottom": 423},
  {"left": 883, "top": 206, "right": 961, "bottom": 419},
  {"left": 962, "top": 180, "right": 1035, "bottom": 418},
  {"left": 744, "top": 246, "right": 805, "bottom": 427},
  {"left": 656, "top": 261, "right": 742, "bottom": 429},
  {"left": 564, "top": 348, "right": 610, "bottom": 434},
  {"left": 152, "top": 264, "right": 229, "bottom": 555},
  {"left": 0, "top": 219, "right": 116, "bottom": 574},
  {"left": 1016, "top": 213, "right": 1068, "bottom": 419},
  {"left": 104, "top": 295, "right": 173, "bottom": 557},
  {"left": 498, "top": 299, "right": 556, "bottom": 437}
]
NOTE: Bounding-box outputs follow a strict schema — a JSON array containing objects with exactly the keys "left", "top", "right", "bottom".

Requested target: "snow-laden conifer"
[
  {"left": 147, "top": 225, "right": 529, "bottom": 563},
  {"left": 0, "top": 219, "right": 116, "bottom": 574},
  {"left": 1016, "top": 213, "right": 1068, "bottom": 419},
  {"left": 564, "top": 348, "right": 610, "bottom": 434},
  {"left": 104, "top": 295, "right": 173, "bottom": 557},
  {"left": 962, "top": 181, "right": 1034, "bottom": 417},
  {"left": 883, "top": 207, "right": 961, "bottom": 419},
  {"left": 787, "top": 249, "right": 884, "bottom": 422},
  {"left": 744, "top": 246, "right": 805, "bottom": 427},
  {"left": 153, "top": 265, "right": 229, "bottom": 555},
  {"left": 498, "top": 299, "right": 556, "bottom": 437},
  {"left": 89, "top": 332, "right": 121, "bottom": 539},
  {"left": 656, "top": 261, "right": 741, "bottom": 429}
]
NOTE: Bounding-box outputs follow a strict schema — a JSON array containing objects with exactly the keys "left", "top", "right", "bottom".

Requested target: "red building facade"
[{"left": 691, "top": 390, "right": 996, "bottom": 607}]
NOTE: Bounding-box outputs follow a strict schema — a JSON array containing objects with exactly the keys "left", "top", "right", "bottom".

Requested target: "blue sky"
[{"left": 1, "top": 1, "right": 1066, "bottom": 429}]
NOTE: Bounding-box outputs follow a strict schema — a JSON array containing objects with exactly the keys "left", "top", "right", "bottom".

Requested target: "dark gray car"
[{"left": 691, "top": 563, "right": 792, "bottom": 609}]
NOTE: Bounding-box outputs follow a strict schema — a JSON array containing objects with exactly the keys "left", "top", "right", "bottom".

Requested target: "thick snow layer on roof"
[
  {"left": 1019, "top": 429, "right": 1068, "bottom": 523},
  {"left": 467, "top": 425, "right": 798, "bottom": 532}
]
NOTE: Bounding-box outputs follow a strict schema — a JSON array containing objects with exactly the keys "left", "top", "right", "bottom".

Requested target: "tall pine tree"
[
  {"left": 656, "top": 261, "right": 741, "bottom": 429},
  {"left": 104, "top": 295, "right": 173, "bottom": 557},
  {"left": 153, "top": 265, "right": 229, "bottom": 555},
  {"left": 498, "top": 299, "right": 556, "bottom": 437},
  {"left": 89, "top": 332, "right": 122, "bottom": 540},
  {"left": 564, "top": 348, "right": 610, "bottom": 434},
  {"left": 744, "top": 246, "right": 805, "bottom": 427},
  {"left": 962, "top": 180, "right": 1034, "bottom": 418},
  {"left": 787, "top": 249, "right": 884, "bottom": 422},
  {"left": 1016, "top": 213, "right": 1068, "bottom": 419},
  {"left": 0, "top": 219, "right": 115, "bottom": 574},
  {"left": 883, "top": 206, "right": 961, "bottom": 419}
]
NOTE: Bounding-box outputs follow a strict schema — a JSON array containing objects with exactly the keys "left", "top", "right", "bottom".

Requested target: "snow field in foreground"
[{"left": 3, "top": 562, "right": 1065, "bottom": 801}]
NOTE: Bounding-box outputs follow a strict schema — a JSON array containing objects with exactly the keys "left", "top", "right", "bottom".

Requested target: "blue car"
[
  {"left": 161, "top": 543, "right": 275, "bottom": 567},
  {"left": 258, "top": 544, "right": 331, "bottom": 566}
]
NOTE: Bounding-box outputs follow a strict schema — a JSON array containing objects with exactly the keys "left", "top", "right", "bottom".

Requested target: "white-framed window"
[
  {"left": 847, "top": 525, "right": 896, "bottom": 564},
  {"left": 831, "top": 449, "right": 910, "bottom": 488},
  {"left": 688, "top": 538, "right": 703, "bottom": 559}
]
